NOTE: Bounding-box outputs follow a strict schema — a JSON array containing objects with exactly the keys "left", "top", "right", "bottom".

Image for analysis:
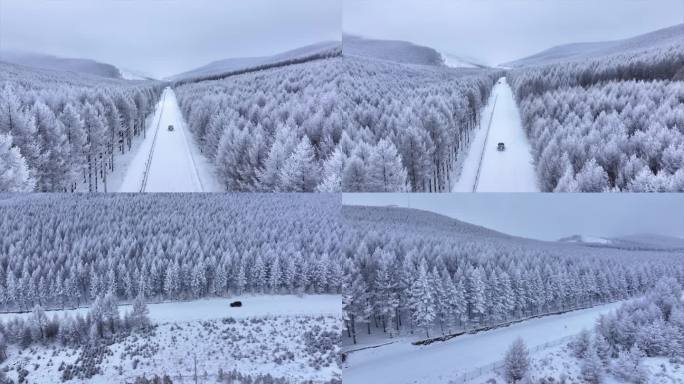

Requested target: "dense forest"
[
  {"left": 0, "top": 193, "right": 343, "bottom": 312},
  {"left": 509, "top": 28, "right": 684, "bottom": 191},
  {"left": 341, "top": 206, "right": 684, "bottom": 343},
  {"left": 0, "top": 62, "right": 162, "bottom": 192},
  {"left": 175, "top": 56, "right": 499, "bottom": 192}
]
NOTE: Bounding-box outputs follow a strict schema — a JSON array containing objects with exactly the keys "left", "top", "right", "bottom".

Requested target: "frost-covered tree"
[
  {"left": 0, "top": 134, "right": 34, "bottom": 191},
  {"left": 581, "top": 347, "right": 604, "bottom": 384},
  {"left": 279, "top": 136, "right": 320, "bottom": 192},
  {"left": 130, "top": 291, "right": 149, "bottom": 329},
  {"left": 572, "top": 329, "right": 592, "bottom": 359},
  {"left": 409, "top": 260, "right": 435, "bottom": 338},
  {"left": 367, "top": 139, "right": 408, "bottom": 192},
  {"left": 504, "top": 337, "right": 530, "bottom": 383}
]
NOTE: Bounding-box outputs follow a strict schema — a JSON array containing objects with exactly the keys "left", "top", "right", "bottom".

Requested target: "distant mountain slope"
[
  {"left": 506, "top": 23, "right": 684, "bottom": 67},
  {"left": 118, "top": 67, "right": 156, "bottom": 81},
  {"left": 611, "top": 234, "right": 684, "bottom": 251},
  {"left": 170, "top": 41, "right": 341, "bottom": 82},
  {"left": 0, "top": 50, "right": 122, "bottom": 79},
  {"left": 343, "top": 34, "right": 445, "bottom": 66},
  {"left": 558, "top": 235, "right": 611, "bottom": 245},
  {"left": 559, "top": 233, "right": 684, "bottom": 252},
  {"left": 343, "top": 205, "right": 512, "bottom": 239}
]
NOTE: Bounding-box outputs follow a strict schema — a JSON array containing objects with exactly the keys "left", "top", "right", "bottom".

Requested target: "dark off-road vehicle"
[
  {"left": 230, "top": 301, "right": 242, "bottom": 307},
  {"left": 167, "top": 125, "right": 174, "bottom": 132},
  {"left": 497, "top": 142, "right": 505, "bottom": 151}
]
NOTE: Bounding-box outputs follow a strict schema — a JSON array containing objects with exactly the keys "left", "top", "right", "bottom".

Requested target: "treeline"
[
  {"left": 174, "top": 56, "right": 499, "bottom": 192},
  {"left": 0, "top": 194, "right": 343, "bottom": 312},
  {"left": 509, "top": 34, "right": 684, "bottom": 99},
  {"left": 341, "top": 206, "right": 684, "bottom": 343},
  {"left": 173, "top": 44, "right": 341, "bottom": 86},
  {"left": 508, "top": 34, "right": 684, "bottom": 192},
  {"left": 0, "top": 61, "right": 162, "bottom": 192}
]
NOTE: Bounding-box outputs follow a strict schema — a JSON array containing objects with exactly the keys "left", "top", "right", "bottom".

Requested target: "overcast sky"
[
  {"left": 342, "top": 194, "right": 684, "bottom": 241},
  {"left": 344, "top": 0, "right": 684, "bottom": 66},
  {"left": 0, "top": 0, "right": 340, "bottom": 78}
]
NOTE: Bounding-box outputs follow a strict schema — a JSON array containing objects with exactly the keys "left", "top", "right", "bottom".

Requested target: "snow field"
[
  {"left": 471, "top": 341, "right": 684, "bottom": 384},
  {"left": 453, "top": 77, "right": 539, "bottom": 192},
  {"left": 343, "top": 300, "right": 625, "bottom": 384},
  {"left": 0, "top": 295, "right": 342, "bottom": 383}
]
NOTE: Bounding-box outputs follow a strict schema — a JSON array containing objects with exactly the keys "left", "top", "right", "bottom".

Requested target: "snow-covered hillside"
[
  {"left": 118, "top": 67, "right": 156, "bottom": 81},
  {"left": 440, "top": 52, "right": 483, "bottom": 69},
  {"left": 560, "top": 233, "right": 684, "bottom": 251},
  {"left": 558, "top": 235, "right": 612, "bottom": 245},
  {"left": 506, "top": 23, "right": 684, "bottom": 67},
  {"left": 0, "top": 50, "right": 122, "bottom": 78},
  {"left": 170, "top": 41, "right": 341, "bottom": 82},
  {"left": 343, "top": 34, "right": 444, "bottom": 66}
]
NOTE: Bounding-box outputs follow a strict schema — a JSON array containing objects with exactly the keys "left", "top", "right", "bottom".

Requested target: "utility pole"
[{"left": 194, "top": 353, "right": 198, "bottom": 384}]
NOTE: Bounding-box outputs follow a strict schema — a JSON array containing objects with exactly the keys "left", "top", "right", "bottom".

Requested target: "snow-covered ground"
[
  {"left": 472, "top": 341, "right": 684, "bottom": 384},
  {"left": 440, "top": 52, "right": 480, "bottom": 68},
  {"left": 118, "top": 67, "right": 155, "bottom": 81},
  {"left": 453, "top": 77, "right": 539, "bottom": 192},
  {"left": 0, "top": 294, "right": 340, "bottom": 324},
  {"left": 76, "top": 110, "right": 158, "bottom": 192},
  {"left": 343, "top": 301, "right": 625, "bottom": 384},
  {"left": 1, "top": 295, "right": 341, "bottom": 383},
  {"left": 118, "top": 87, "right": 223, "bottom": 192}
]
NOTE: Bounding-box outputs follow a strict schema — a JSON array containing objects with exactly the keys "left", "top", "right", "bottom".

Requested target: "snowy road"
[
  {"left": 0, "top": 295, "right": 341, "bottom": 324},
  {"left": 343, "top": 301, "right": 625, "bottom": 384},
  {"left": 118, "top": 87, "right": 222, "bottom": 192},
  {"left": 453, "top": 77, "right": 539, "bottom": 192}
]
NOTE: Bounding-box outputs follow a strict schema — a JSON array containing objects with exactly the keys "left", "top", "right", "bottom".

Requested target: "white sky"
[
  {"left": 344, "top": 0, "right": 684, "bottom": 66},
  {"left": 0, "top": 0, "right": 341, "bottom": 78},
  {"left": 342, "top": 193, "right": 684, "bottom": 241}
]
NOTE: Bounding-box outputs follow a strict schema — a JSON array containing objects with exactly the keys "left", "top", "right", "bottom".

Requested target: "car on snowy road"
[
  {"left": 167, "top": 124, "right": 174, "bottom": 131},
  {"left": 497, "top": 142, "right": 505, "bottom": 151}
]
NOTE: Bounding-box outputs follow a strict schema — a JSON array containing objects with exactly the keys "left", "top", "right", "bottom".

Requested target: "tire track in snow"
[
  {"left": 140, "top": 88, "right": 168, "bottom": 192},
  {"left": 473, "top": 95, "right": 498, "bottom": 192}
]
